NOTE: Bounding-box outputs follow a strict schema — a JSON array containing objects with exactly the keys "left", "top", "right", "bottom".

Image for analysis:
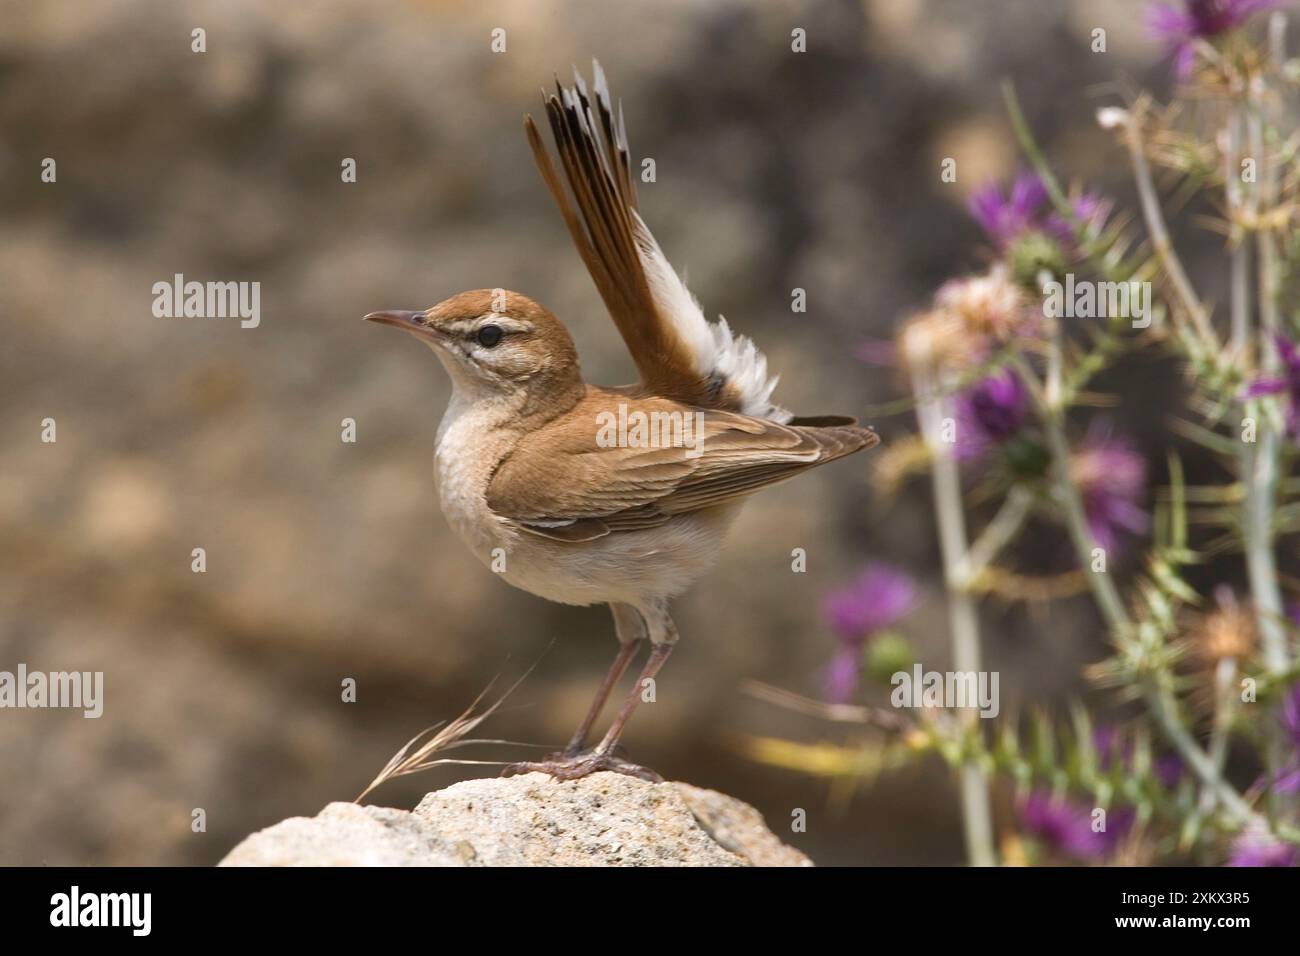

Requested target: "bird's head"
[{"left": 365, "top": 289, "right": 582, "bottom": 405}]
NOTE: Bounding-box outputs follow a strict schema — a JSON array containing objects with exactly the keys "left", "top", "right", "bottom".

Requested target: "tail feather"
[{"left": 527, "top": 61, "right": 789, "bottom": 422}]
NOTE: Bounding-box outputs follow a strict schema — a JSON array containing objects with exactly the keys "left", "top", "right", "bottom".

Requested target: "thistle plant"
[{"left": 746, "top": 1, "right": 1300, "bottom": 866}]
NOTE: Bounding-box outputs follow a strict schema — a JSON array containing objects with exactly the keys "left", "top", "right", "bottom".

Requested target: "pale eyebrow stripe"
[{"left": 471, "top": 313, "right": 534, "bottom": 333}]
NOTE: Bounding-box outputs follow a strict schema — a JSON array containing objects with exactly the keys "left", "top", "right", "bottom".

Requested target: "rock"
[
  {"left": 219, "top": 801, "right": 472, "bottom": 867},
  {"left": 220, "top": 772, "right": 811, "bottom": 867}
]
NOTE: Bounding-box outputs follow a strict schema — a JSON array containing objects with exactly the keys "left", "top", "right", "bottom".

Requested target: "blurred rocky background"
[{"left": 0, "top": 0, "right": 1196, "bottom": 865}]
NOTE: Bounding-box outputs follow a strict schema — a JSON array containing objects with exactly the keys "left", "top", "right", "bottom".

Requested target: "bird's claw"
[{"left": 501, "top": 749, "right": 662, "bottom": 783}]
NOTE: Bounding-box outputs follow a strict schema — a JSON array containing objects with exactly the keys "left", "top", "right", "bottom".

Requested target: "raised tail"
[{"left": 526, "top": 61, "right": 789, "bottom": 422}]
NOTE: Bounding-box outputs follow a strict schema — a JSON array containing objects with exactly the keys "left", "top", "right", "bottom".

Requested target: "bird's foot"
[{"left": 501, "top": 749, "right": 663, "bottom": 783}]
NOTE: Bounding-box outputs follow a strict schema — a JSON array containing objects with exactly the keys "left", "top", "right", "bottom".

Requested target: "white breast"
[{"left": 434, "top": 393, "right": 515, "bottom": 560}]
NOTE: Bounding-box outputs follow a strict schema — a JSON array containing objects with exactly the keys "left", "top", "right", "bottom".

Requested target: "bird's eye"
[{"left": 476, "top": 324, "right": 504, "bottom": 348}]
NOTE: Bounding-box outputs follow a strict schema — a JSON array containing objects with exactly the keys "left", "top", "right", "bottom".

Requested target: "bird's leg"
[
  {"left": 560, "top": 639, "right": 640, "bottom": 758},
  {"left": 559, "top": 602, "right": 647, "bottom": 756},
  {"left": 504, "top": 604, "right": 676, "bottom": 782},
  {"left": 586, "top": 641, "right": 673, "bottom": 760}
]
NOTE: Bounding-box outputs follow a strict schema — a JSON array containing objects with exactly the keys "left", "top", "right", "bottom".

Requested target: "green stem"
[
  {"left": 1041, "top": 418, "right": 1131, "bottom": 633},
  {"left": 1227, "top": 110, "right": 1250, "bottom": 358},
  {"left": 1145, "top": 677, "right": 1269, "bottom": 830},
  {"left": 1202, "top": 656, "right": 1238, "bottom": 815},
  {"left": 1249, "top": 36, "right": 1293, "bottom": 822},
  {"left": 910, "top": 355, "right": 997, "bottom": 867},
  {"left": 1247, "top": 85, "right": 1289, "bottom": 677},
  {"left": 958, "top": 487, "right": 1033, "bottom": 592},
  {"left": 1118, "top": 102, "right": 1219, "bottom": 349}
]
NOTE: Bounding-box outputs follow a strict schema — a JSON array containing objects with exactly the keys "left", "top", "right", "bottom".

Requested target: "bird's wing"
[
  {"left": 486, "top": 394, "right": 878, "bottom": 540},
  {"left": 526, "top": 61, "right": 788, "bottom": 421}
]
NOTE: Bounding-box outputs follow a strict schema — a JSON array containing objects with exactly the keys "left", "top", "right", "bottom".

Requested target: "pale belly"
[
  {"left": 440, "top": 469, "right": 741, "bottom": 608},
  {"left": 488, "top": 504, "right": 743, "bottom": 608}
]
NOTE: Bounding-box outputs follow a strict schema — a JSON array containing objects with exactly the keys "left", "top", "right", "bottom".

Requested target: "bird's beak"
[{"left": 363, "top": 310, "right": 442, "bottom": 343}]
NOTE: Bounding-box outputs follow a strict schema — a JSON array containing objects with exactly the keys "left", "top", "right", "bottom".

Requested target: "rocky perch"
[{"left": 220, "top": 771, "right": 811, "bottom": 867}]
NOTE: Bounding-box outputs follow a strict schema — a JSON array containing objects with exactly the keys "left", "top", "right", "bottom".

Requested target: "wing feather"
[{"left": 487, "top": 393, "right": 878, "bottom": 539}]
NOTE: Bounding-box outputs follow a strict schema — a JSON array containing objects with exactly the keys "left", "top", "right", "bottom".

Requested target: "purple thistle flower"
[
  {"left": 823, "top": 564, "right": 917, "bottom": 640},
  {"left": 1020, "top": 791, "right": 1134, "bottom": 860},
  {"left": 1071, "top": 427, "right": 1151, "bottom": 556},
  {"left": 1228, "top": 827, "right": 1299, "bottom": 866},
  {"left": 969, "top": 171, "right": 1049, "bottom": 248},
  {"left": 955, "top": 370, "right": 1029, "bottom": 461},
  {"left": 968, "top": 171, "right": 1110, "bottom": 252},
  {"left": 1046, "top": 193, "right": 1113, "bottom": 249},
  {"left": 821, "top": 564, "right": 916, "bottom": 703},
  {"left": 1244, "top": 334, "right": 1300, "bottom": 440},
  {"left": 823, "top": 649, "right": 861, "bottom": 705},
  {"left": 1147, "top": 0, "right": 1284, "bottom": 78}
]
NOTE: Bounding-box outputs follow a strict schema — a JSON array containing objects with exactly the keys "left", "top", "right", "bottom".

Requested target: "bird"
[{"left": 364, "top": 62, "right": 879, "bottom": 781}]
